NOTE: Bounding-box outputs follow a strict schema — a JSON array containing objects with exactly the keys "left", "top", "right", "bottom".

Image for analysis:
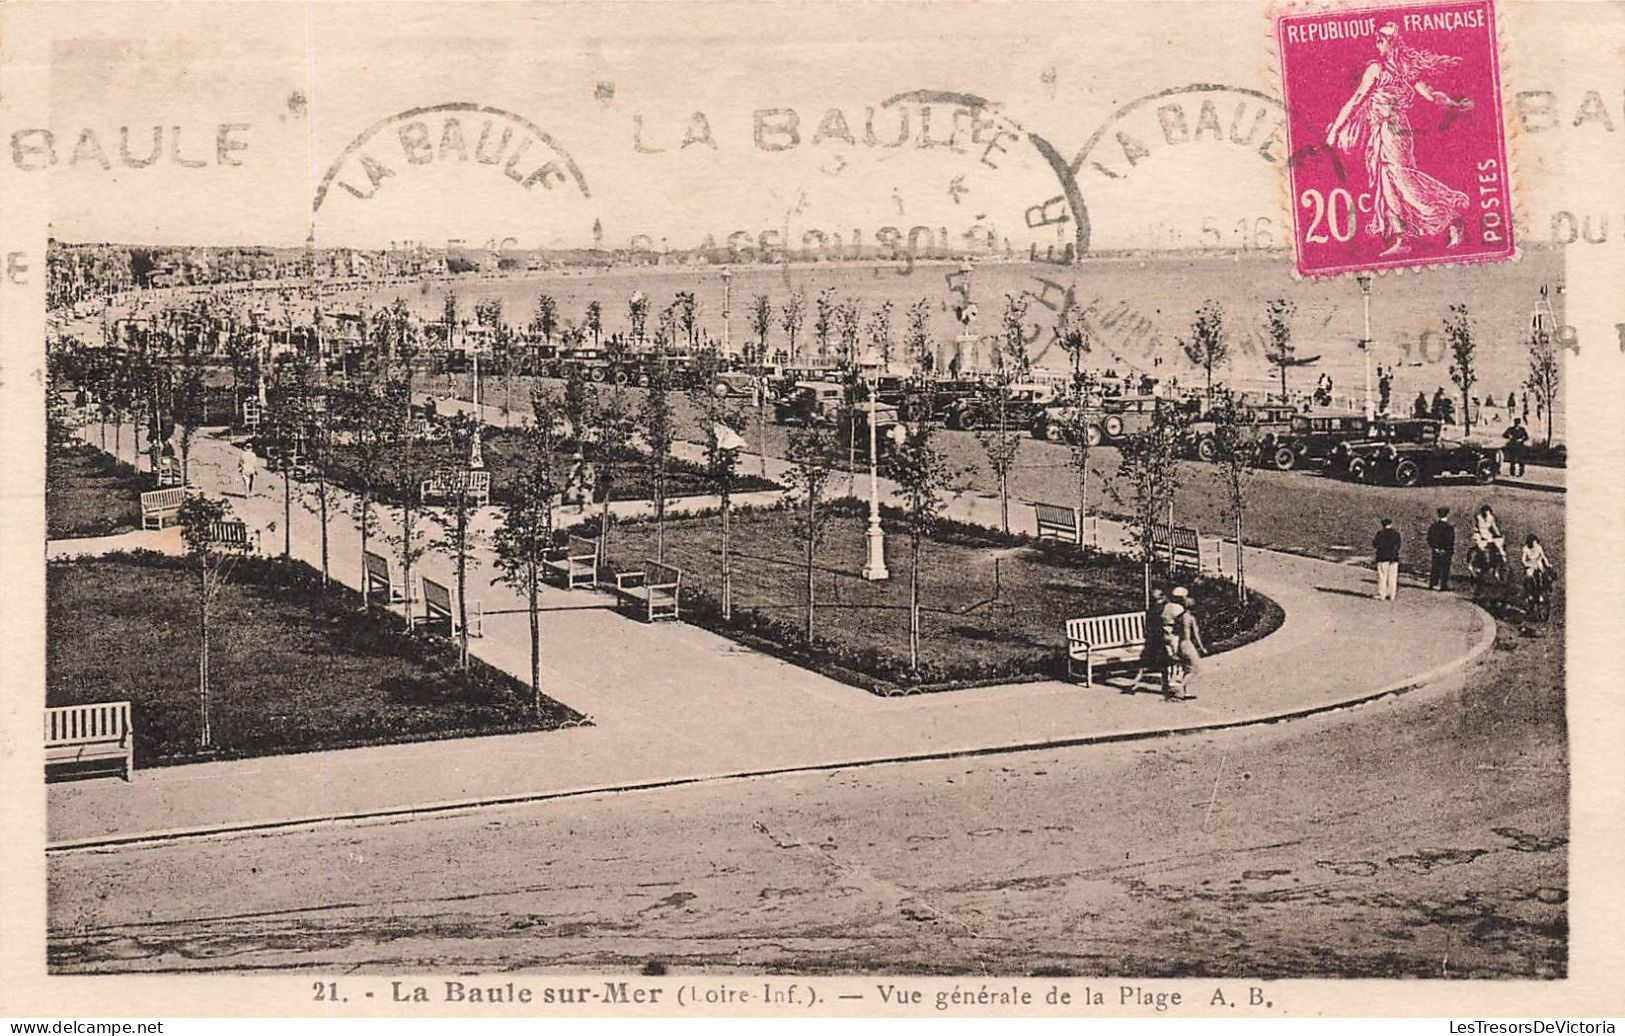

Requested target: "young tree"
[
  {"left": 688, "top": 350, "right": 747, "bottom": 619},
  {"left": 262, "top": 362, "right": 311, "bottom": 562},
  {"left": 562, "top": 363, "right": 598, "bottom": 443},
  {"left": 171, "top": 353, "right": 208, "bottom": 487},
  {"left": 976, "top": 294, "right": 1032, "bottom": 533},
  {"left": 335, "top": 369, "right": 395, "bottom": 609},
  {"left": 1205, "top": 392, "right": 1254, "bottom": 601},
  {"left": 905, "top": 298, "right": 933, "bottom": 372},
  {"left": 1056, "top": 369, "right": 1099, "bottom": 529},
  {"left": 627, "top": 291, "right": 650, "bottom": 348},
  {"left": 835, "top": 297, "right": 862, "bottom": 370},
  {"left": 1445, "top": 303, "right": 1478, "bottom": 434},
  {"left": 1113, "top": 402, "right": 1188, "bottom": 603},
  {"left": 867, "top": 300, "right": 895, "bottom": 370},
  {"left": 177, "top": 494, "right": 232, "bottom": 752},
  {"left": 639, "top": 356, "right": 677, "bottom": 561},
  {"left": 589, "top": 382, "right": 635, "bottom": 566},
  {"left": 675, "top": 291, "right": 700, "bottom": 349},
  {"left": 584, "top": 300, "right": 603, "bottom": 347},
  {"left": 1263, "top": 297, "right": 1299, "bottom": 402},
  {"left": 785, "top": 424, "right": 840, "bottom": 642},
  {"left": 427, "top": 412, "right": 482, "bottom": 668},
  {"left": 813, "top": 287, "right": 836, "bottom": 365},
  {"left": 385, "top": 375, "right": 433, "bottom": 630},
  {"left": 531, "top": 292, "right": 558, "bottom": 346},
  {"left": 1526, "top": 325, "right": 1560, "bottom": 446},
  {"left": 750, "top": 293, "right": 772, "bottom": 364},
  {"left": 492, "top": 394, "right": 570, "bottom": 713},
  {"left": 781, "top": 290, "right": 806, "bottom": 363},
  {"left": 1179, "top": 298, "right": 1229, "bottom": 402},
  {"left": 442, "top": 291, "right": 460, "bottom": 394},
  {"left": 886, "top": 415, "right": 948, "bottom": 672}
]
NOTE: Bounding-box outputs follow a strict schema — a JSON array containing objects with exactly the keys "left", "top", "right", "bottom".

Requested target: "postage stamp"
[{"left": 1276, "top": 0, "right": 1514, "bottom": 277}]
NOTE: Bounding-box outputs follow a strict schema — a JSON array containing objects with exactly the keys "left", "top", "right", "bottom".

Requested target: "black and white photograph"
[{"left": 3, "top": 0, "right": 1622, "bottom": 1022}]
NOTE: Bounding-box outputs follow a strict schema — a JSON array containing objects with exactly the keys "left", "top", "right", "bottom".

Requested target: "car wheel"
[
  {"left": 1347, "top": 457, "right": 1366, "bottom": 483},
  {"left": 1473, "top": 457, "right": 1497, "bottom": 484},
  {"left": 589, "top": 367, "right": 606, "bottom": 383},
  {"left": 1085, "top": 424, "right": 1104, "bottom": 448},
  {"left": 1196, "top": 436, "right": 1216, "bottom": 463},
  {"left": 1272, "top": 445, "right": 1297, "bottom": 471},
  {"left": 614, "top": 369, "right": 629, "bottom": 386},
  {"left": 1103, "top": 415, "right": 1125, "bottom": 438},
  {"left": 1393, "top": 459, "right": 1421, "bottom": 487},
  {"left": 636, "top": 372, "right": 651, "bottom": 387},
  {"left": 712, "top": 381, "right": 730, "bottom": 398}
]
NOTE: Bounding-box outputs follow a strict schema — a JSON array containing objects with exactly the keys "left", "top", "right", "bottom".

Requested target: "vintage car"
[
  {"left": 1328, "top": 418, "right": 1443, "bottom": 480},
  {"left": 836, "top": 402, "right": 904, "bottom": 464},
  {"left": 944, "top": 382, "right": 1057, "bottom": 432},
  {"left": 1182, "top": 403, "right": 1299, "bottom": 462},
  {"left": 1267, "top": 411, "right": 1371, "bottom": 470},
  {"left": 1360, "top": 426, "right": 1501, "bottom": 486},
  {"left": 773, "top": 380, "right": 848, "bottom": 425},
  {"left": 1033, "top": 393, "right": 1166, "bottom": 446}
]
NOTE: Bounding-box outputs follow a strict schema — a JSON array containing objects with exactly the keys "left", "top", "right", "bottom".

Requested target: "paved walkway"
[{"left": 47, "top": 416, "right": 1494, "bottom": 848}]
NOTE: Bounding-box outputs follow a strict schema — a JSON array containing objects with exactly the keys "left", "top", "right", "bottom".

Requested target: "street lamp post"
[
  {"left": 721, "top": 266, "right": 733, "bottom": 359},
  {"left": 469, "top": 345, "right": 485, "bottom": 469},
  {"left": 1357, "top": 272, "right": 1374, "bottom": 420},
  {"left": 861, "top": 364, "right": 889, "bottom": 581}
]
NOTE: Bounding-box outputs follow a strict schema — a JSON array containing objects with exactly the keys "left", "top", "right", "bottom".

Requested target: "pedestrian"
[
  {"left": 1502, "top": 417, "right": 1529, "bottom": 476},
  {"left": 1427, "top": 506, "right": 1455, "bottom": 590},
  {"left": 1521, "top": 392, "right": 1529, "bottom": 421},
  {"left": 1137, "top": 588, "right": 1169, "bottom": 691},
  {"left": 1168, "top": 587, "right": 1205, "bottom": 700},
  {"left": 1159, "top": 591, "right": 1187, "bottom": 698},
  {"left": 1412, "top": 391, "right": 1429, "bottom": 419},
  {"left": 1373, "top": 518, "right": 1401, "bottom": 601},
  {"left": 238, "top": 443, "right": 258, "bottom": 496},
  {"left": 1430, "top": 387, "right": 1447, "bottom": 421},
  {"left": 1507, "top": 390, "right": 1517, "bottom": 411}
]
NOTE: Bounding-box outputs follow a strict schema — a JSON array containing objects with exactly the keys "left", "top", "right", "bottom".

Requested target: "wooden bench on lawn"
[
  {"left": 1032, "top": 502, "right": 1099, "bottom": 548},
  {"left": 421, "top": 469, "right": 491, "bottom": 507},
  {"left": 363, "top": 549, "right": 409, "bottom": 606},
  {"left": 155, "top": 455, "right": 184, "bottom": 488},
  {"left": 140, "top": 487, "right": 186, "bottom": 530},
  {"left": 206, "top": 519, "right": 258, "bottom": 552},
  {"left": 45, "top": 701, "right": 134, "bottom": 782},
  {"left": 1065, "top": 611, "right": 1148, "bottom": 687},
  {"left": 420, "top": 575, "right": 483, "bottom": 638},
  {"left": 543, "top": 534, "right": 600, "bottom": 590},
  {"left": 614, "top": 560, "right": 683, "bottom": 622},
  {"left": 1151, "top": 524, "right": 1223, "bottom": 577}
]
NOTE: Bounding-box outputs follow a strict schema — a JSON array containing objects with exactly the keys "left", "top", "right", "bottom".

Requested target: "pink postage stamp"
[{"left": 1276, "top": 0, "right": 1513, "bottom": 277}]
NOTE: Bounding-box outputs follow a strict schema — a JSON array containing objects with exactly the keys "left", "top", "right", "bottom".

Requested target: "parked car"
[
  {"left": 1182, "top": 403, "right": 1299, "bottom": 462},
  {"left": 837, "top": 402, "right": 903, "bottom": 464},
  {"left": 1329, "top": 418, "right": 1442, "bottom": 480},
  {"left": 945, "top": 382, "right": 1057, "bottom": 432},
  {"left": 1360, "top": 426, "right": 1501, "bottom": 486},
  {"left": 773, "top": 381, "right": 848, "bottom": 425},
  {"left": 1267, "top": 411, "right": 1370, "bottom": 470},
  {"left": 1034, "top": 393, "right": 1166, "bottom": 446},
  {"left": 711, "top": 369, "right": 762, "bottom": 399}
]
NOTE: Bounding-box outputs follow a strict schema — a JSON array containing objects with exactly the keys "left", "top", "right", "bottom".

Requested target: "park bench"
[
  {"left": 363, "top": 549, "right": 410, "bottom": 606},
  {"left": 613, "top": 560, "right": 683, "bottom": 622},
  {"left": 1065, "top": 611, "right": 1147, "bottom": 686},
  {"left": 140, "top": 487, "right": 185, "bottom": 530},
  {"left": 543, "top": 534, "right": 600, "bottom": 589},
  {"left": 206, "top": 520, "right": 257, "bottom": 552},
  {"left": 420, "top": 576, "right": 483, "bottom": 638},
  {"left": 1151, "top": 525, "right": 1223, "bottom": 577},
  {"left": 45, "top": 701, "right": 134, "bottom": 781},
  {"left": 421, "top": 469, "right": 491, "bottom": 507},
  {"left": 155, "top": 455, "right": 183, "bottom": 487},
  {"left": 1032, "top": 503, "right": 1099, "bottom": 548}
]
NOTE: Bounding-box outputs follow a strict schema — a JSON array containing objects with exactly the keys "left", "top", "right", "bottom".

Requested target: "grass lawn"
[
  {"left": 47, "top": 441, "right": 147, "bottom": 538},
  {"left": 318, "top": 425, "right": 778, "bottom": 508},
  {"left": 598, "top": 499, "right": 1280, "bottom": 694},
  {"left": 47, "top": 553, "right": 585, "bottom": 767}
]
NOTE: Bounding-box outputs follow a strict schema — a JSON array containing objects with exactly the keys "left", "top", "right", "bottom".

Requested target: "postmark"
[{"left": 1275, "top": 0, "right": 1514, "bottom": 276}]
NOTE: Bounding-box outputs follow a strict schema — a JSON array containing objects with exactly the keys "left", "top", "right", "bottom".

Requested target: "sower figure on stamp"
[{"left": 1325, "top": 22, "right": 1475, "bottom": 258}]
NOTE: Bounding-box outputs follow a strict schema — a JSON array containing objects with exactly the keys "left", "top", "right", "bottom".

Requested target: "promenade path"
[{"left": 47, "top": 416, "right": 1493, "bottom": 847}]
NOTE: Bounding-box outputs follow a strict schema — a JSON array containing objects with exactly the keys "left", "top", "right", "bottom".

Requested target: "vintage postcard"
[{"left": 1, "top": 0, "right": 1622, "bottom": 1022}]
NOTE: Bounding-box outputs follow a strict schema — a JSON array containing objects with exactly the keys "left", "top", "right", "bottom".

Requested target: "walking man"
[
  {"left": 238, "top": 443, "right": 258, "bottom": 496},
  {"left": 1373, "top": 518, "right": 1402, "bottom": 601},
  {"left": 1427, "top": 506, "right": 1455, "bottom": 590},
  {"left": 1503, "top": 417, "right": 1529, "bottom": 476}
]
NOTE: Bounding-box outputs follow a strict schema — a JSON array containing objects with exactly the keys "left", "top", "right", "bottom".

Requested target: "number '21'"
[{"left": 1300, "top": 188, "right": 1356, "bottom": 243}]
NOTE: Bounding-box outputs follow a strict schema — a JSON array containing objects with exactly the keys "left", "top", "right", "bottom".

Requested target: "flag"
[{"left": 713, "top": 422, "right": 747, "bottom": 451}]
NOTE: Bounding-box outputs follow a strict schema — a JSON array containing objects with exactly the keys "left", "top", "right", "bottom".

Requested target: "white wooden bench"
[
  {"left": 155, "top": 455, "right": 183, "bottom": 487},
  {"left": 421, "top": 469, "right": 491, "bottom": 507},
  {"left": 1032, "top": 502, "right": 1099, "bottom": 548},
  {"left": 363, "top": 549, "right": 409, "bottom": 605},
  {"left": 543, "top": 534, "right": 599, "bottom": 589},
  {"left": 420, "top": 575, "right": 483, "bottom": 638},
  {"left": 206, "top": 519, "right": 257, "bottom": 552},
  {"left": 614, "top": 560, "right": 683, "bottom": 622},
  {"left": 1065, "top": 611, "right": 1147, "bottom": 686},
  {"left": 1151, "top": 525, "right": 1223, "bottom": 577},
  {"left": 45, "top": 702, "right": 134, "bottom": 781},
  {"left": 140, "top": 487, "right": 185, "bottom": 530}
]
